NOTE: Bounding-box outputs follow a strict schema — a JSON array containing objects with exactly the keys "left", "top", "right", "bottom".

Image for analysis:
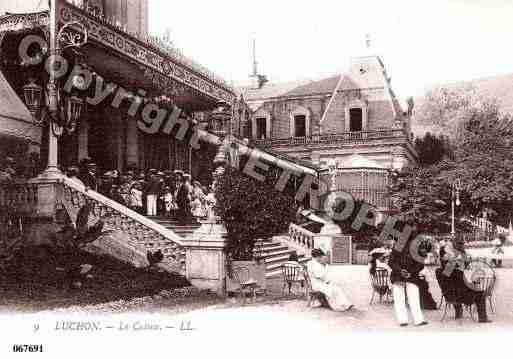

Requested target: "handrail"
[
  {"left": 287, "top": 223, "right": 316, "bottom": 252},
  {"left": 254, "top": 129, "right": 407, "bottom": 147},
  {"left": 60, "top": 176, "right": 184, "bottom": 246}
]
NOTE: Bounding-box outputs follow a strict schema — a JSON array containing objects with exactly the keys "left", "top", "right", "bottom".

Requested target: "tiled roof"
[{"left": 240, "top": 80, "right": 312, "bottom": 101}]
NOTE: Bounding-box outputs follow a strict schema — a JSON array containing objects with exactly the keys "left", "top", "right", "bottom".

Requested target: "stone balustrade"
[
  {"left": 0, "top": 181, "right": 39, "bottom": 215},
  {"left": 61, "top": 177, "right": 186, "bottom": 274}
]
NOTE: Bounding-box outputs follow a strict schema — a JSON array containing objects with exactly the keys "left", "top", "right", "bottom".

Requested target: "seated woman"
[
  {"left": 436, "top": 238, "right": 492, "bottom": 323},
  {"left": 368, "top": 247, "right": 392, "bottom": 275},
  {"left": 306, "top": 248, "right": 354, "bottom": 311}
]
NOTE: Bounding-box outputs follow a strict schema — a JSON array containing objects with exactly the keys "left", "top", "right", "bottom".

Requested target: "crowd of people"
[{"left": 65, "top": 158, "right": 215, "bottom": 223}]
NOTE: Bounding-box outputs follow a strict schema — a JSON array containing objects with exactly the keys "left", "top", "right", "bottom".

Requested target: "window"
[
  {"left": 294, "top": 115, "right": 306, "bottom": 137},
  {"left": 349, "top": 108, "right": 363, "bottom": 132},
  {"left": 256, "top": 117, "right": 267, "bottom": 139}
]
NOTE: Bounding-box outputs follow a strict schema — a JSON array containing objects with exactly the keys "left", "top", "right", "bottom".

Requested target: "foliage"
[
  {"left": 215, "top": 162, "right": 297, "bottom": 261},
  {"left": 414, "top": 86, "right": 513, "bottom": 228},
  {"left": 415, "top": 85, "right": 500, "bottom": 142},
  {"left": 414, "top": 132, "right": 453, "bottom": 167},
  {"left": 387, "top": 162, "right": 474, "bottom": 234},
  {"left": 451, "top": 112, "right": 513, "bottom": 226}
]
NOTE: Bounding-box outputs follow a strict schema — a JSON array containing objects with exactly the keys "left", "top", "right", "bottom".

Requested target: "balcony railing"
[{"left": 253, "top": 129, "right": 407, "bottom": 148}]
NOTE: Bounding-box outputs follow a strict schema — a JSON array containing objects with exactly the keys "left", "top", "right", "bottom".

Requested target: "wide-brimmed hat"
[
  {"left": 311, "top": 248, "right": 325, "bottom": 258},
  {"left": 369, "top": 247, "right": 387, "bottom": 256},
  {"left": 183, "top": 173, "right": 191, "bottom": 180}
]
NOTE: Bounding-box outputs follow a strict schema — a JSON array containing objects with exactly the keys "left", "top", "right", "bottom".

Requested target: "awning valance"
[{"left": 0, "top": 69, "right": 41, "bottom": 144}]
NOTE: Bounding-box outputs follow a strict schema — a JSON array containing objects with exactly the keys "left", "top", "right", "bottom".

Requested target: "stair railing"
[
  {"left": 60, "top": 176, "right": 186, "bottom": 274},
  {"left": 286, "top": 223, "right": 316, "bottom": 255}
]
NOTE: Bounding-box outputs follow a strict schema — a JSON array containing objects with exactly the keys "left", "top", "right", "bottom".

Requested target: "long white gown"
[{"left": 307, "top": 258, "right": 352, "bottom": 311}]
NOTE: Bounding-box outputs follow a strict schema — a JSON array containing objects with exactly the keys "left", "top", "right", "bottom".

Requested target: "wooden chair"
[
  {"left": 301, "top": 265, "right": 326, "bottom": 307},
  {"left": 369, "top": 269, "right": 392, "bottom": 304},
  {"left": 231, "top": 265, "right": 258, "bottom": 304},
  {"left": 281, "top": 263, "right": 305, "bottom": 296}
]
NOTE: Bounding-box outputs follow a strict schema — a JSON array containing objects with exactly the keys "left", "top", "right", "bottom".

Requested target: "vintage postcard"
[{"left": 1, "top": 0, "right": 512, "bottom": 357}]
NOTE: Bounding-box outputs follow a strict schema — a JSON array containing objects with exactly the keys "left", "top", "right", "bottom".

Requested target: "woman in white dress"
[{"left": 306, "top": 248, "right": 354, "bottom": 311}]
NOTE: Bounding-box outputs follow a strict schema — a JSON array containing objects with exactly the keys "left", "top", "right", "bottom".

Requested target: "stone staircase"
[
  {"left": 254, "top": 237, "right": 310, "bottom": 278},
  {"left": 147, "top": 217, "right": 310, "bottom": 278}
]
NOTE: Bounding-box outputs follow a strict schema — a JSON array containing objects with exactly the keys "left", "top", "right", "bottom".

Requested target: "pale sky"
[{"left": 150, "top": 0, "right": 513, "bottom": 98}]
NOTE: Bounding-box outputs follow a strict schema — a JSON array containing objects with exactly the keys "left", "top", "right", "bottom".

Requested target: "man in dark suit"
[{"left": 145, "top": 170, "right": 161, "bottom": 216}]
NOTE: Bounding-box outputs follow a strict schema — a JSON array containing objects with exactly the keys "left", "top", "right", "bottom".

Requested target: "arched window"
[{"left": 290, "top": 106, "right": 310, "bottom": 137}]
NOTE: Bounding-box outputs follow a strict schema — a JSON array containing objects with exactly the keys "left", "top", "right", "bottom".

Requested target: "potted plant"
[{"left": 214, "top": 163, "right": 297, "bottom": 294}]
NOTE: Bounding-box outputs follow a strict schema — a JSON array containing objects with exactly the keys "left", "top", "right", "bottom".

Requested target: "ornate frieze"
[
  {"left": 59, "top": 3, "right": 234, "bottom": 104},
  {"left": 0, "top": 12, "right": 49, "bottom": 34}
]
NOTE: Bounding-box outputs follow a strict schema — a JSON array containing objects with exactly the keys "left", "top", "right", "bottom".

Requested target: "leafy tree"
[
  {"left": 415, "top": 85, "right": 501, "bottom": 143},
  {"left": 414, "top": 132, "right": 453, "bottom": 166},
  {"left": 214, "top": 160, "right": 298, "bottom": 261},
  {"left": 450, "top": 112, "right": 513, "bottom": 227}
]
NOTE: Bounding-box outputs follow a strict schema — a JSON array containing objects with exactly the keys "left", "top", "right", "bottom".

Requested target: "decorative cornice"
[
  {"left": 0, "top": 11, "right": 49, "bottom": 34},
  {"left": 59, "top": 3, "right": 234, "bottom": 103}
]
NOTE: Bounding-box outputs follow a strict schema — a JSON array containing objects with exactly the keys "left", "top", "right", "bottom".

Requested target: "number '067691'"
[{"left": 12, "top": 345, "right": 43, "bottom": 353}]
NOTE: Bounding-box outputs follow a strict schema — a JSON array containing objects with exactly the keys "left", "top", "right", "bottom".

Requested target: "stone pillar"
[
  {"left": 77, "top": 120, "right": 89, "bottom": 161},
  {"left": 181, "top": 221, "right": 229, "bottom": 296},
  {"left": 126, "top": 116, "right": 139, "bottom": 168}
]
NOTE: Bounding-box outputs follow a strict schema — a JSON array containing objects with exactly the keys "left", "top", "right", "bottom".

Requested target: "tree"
[
  {"left": 450, "top": 112, "right": 513, "bottom": 227},
  {"left": 415, "top": 85, "right": 501, "bottom": 143},
  {"left": 415, "top": 85, "right": 513, "bottom": 227},
  {"left": 414, "top": 132, "right": 453, "bottom": 167},
  {"left": 215, "top": 161, "right": 298, "bottom": 261}
]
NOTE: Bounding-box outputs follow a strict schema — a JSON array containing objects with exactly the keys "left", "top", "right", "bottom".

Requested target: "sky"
[{"left": 151, "top": 0, "right": 511, "bottom": 98}]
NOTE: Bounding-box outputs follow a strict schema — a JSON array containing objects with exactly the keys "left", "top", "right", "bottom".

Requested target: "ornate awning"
[
  {"left": 0, "top": 69, "right": 41, "bottom": 144},
  {"left": 0, "top": 2, "right": 235, "bottom": 107},
  {"left": 0, "top": 12, "right": 49, "bottom": 34},
  {"left": 59, "top": 2, "right": 234, "bottom": 105}
]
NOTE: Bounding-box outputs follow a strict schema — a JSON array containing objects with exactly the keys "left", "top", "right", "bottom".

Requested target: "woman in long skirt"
[{"left": 306, "top": 248, "right": 353, "bottom": 311}]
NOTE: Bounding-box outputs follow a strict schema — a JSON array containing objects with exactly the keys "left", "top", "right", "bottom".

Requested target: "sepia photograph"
[{"left": 0, "top": 0, "right": 512, "bottom": 357}]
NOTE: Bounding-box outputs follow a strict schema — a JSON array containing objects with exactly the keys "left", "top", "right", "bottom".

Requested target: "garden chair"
[
  {"left": 369, "top": 269, "right": 392, "bottom": 304},
  {"left": 231, "top": 265, "right": 258, "bottom": 305},
  {"left": 301, "top": 264, "right": 326, "bottom": 307},
  {"left": 281, "top": 263, "right": 305, "bottom": 296}
]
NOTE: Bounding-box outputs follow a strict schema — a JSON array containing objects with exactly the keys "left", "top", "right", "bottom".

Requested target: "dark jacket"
[
  {"left": 145, "top": 176, "right": 161, "bottom": 195},
  {"left": 389, "top": 247, "right": 425, "bottom": 286},
  {"left": 80, "top": 172, "right": 98, "bottom": 191}
]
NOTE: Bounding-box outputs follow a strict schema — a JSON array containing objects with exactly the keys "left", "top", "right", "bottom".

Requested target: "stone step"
[
  {"left": 260, "top": 248, "right": 297, "bottom": 260},
  {"left": 265, "top": 257, "right": 311, "bottom": 276},
  {"left": 254, "top": 243, "right": 286, "bottom": 253}
]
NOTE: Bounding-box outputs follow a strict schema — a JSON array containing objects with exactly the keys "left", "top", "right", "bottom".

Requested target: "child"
[
  {"left": 129, "top": 183, "right": 143, "bottom": 214},
  {"left": 161, "top": 186, "right": 176, "bottom": 217}
]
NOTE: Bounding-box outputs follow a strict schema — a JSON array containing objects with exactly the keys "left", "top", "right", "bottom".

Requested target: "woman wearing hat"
[{"left": 306, "top": 248, "right": 354, "bottom": 311}]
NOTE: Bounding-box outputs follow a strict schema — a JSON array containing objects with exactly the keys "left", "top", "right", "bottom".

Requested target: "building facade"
[
  {"left": 0, "top": 0, "right": 233, "bottom": 178},
  {"left": 240, "top": 55, "right": 418, "bottom": 210}
]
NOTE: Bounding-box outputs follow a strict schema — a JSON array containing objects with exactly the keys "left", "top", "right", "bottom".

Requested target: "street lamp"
[
  {"left": 451, "top": 179, "right": 461, "bottom": 237},
  {"left": 22, "top": 78, "right": 44, "bottom": 124},
  {"left": 20, "top": 0, "right": 88, "bottom": 178}
]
